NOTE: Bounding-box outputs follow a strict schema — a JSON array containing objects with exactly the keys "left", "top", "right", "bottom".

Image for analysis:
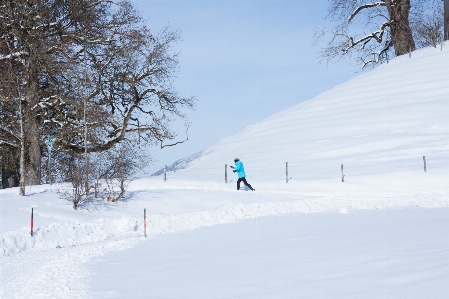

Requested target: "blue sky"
[{"left": 133, "top": 0, "right": 361, "bottom": 173}]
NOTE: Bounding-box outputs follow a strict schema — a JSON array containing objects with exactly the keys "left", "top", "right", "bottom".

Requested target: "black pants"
[{"left": 237, "top": 177, "right": 253, "bottom": 190}]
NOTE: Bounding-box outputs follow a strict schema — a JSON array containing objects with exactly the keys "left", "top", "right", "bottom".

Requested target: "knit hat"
[{"left": 234, "top": 158, "right": 240, "bottom": 162}]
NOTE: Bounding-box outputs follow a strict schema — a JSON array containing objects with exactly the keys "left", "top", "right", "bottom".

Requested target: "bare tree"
[
  {"left": 56, "top": 140, "right": 148, "bottom": 209},
  {"left": 413, "top": 9, "right": 444, "bottom": 47},
  {"left": 100, "top": 141, "right": 148, "bottom": 202},
  {"left": 56, "top": 152, "right": 89, "bottom": 210},
  {"left": 0, "top": 0, "right": 96, "bottom": 193},
  {"left": 58, "top": 26, "right": 194, "bottom": 154},
  {"left": 1, "top": 0, "right": 195, "bottom": 195},
  {"left": 30, "top": 1, "right": 195, "bottom": 156},
  {"left": 318, "top": 0, "right": 419, "bottom": 68}
]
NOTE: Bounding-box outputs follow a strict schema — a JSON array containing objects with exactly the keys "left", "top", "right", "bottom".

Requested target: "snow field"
[
  {"left": 1, "top": 175, "right": 448, "bottom": 298},
  {"left": 1, "top": 46, "right": 449, "bottom": 298},
  {"left": 88, "top": 208, "right": 449, "bottom": 299}
]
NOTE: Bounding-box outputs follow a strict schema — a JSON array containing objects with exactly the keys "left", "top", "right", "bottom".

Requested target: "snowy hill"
[
  {"left": 163, "top": 47, "right": 449, "bottom": 195},
  {"left": 1, "top": 47, "right": 449, "bottom": 298}
]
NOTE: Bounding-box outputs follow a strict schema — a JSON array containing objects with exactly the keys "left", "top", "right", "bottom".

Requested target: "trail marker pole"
[
  {"left": 31, "top": 208, "right": 34, "bottom": 237},
  {"left": 341, "top": 164, "right": 344, "bottom": 182},
  {"left": 225, "top": 164, "right": 227, "bottom": 183},
  {"left": 144, "top": 208, "right": 147, "bottom": 237},
  {"left": 423, "top": 156, "right": 427, "bottom": 172},
  {"left": 286, "top": 162, "right": 288, "bottom": 183}
]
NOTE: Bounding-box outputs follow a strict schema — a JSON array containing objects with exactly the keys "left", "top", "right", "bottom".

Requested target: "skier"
[{"left": 230, "top": 158, "right": 255, "bottom": 191}]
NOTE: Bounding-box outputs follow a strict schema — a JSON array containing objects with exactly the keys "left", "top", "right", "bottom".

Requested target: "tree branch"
[
  {"left": 0, "top": 140, "right": 19, "bottom": 148},
  {"left": 340, "top": 21, "right": 391, "bottom": 53},
  {"left": 160, "top": 124, "right": 189, "bottom": 149},
  {"left": 349, "top": 2, "right": 386, "bottom": 22}
]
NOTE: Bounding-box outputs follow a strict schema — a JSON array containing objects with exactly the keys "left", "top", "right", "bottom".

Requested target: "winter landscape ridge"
[{"left": 1, "top": 46, "right": 449, "bottom": 298}]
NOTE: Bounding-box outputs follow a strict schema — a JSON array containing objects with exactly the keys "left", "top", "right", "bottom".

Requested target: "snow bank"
[
  {"left": 0, "top": 218, "right": 140, "bottom": 257},
  {"left": 3, "top": 189, "right": 448, "bottom": 258}
]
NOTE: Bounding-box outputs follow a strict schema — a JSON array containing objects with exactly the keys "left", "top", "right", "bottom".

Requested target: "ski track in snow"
[{"left": 1, "top": 187, "right": 449, "bottom": 298}]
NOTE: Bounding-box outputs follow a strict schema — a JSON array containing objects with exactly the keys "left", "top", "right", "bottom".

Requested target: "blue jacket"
[{"left": 234, "top": 161, "right": 246, "bottom": 178}]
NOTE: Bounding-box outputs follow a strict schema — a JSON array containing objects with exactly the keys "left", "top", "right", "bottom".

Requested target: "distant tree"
[
  {"left": 317, "top": 0, "right": 420, "bottom": 68},
  {"left": 412, "top": 8, "right": 444, "bottom": 47}
]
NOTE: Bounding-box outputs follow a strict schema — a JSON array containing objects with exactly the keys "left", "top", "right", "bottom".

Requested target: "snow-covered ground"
[
  {"left": 88, "top": 208, "right": 449, "bottom": 299},
  {"left": 1, "top": 46, "right": 449, "bottom": 298}
]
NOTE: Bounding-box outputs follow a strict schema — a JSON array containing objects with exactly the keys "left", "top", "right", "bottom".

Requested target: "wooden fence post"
[
  {"left": 341, "top": 164, "right": 344, "bottom": 182},
  {"left": 423, "top": 156, "right": 427, "bottom": 172},
  {"left": 144, "top": 208, "right": 147, "bottom": 238},
  {"left": 286, "top": 162, "right": 288, "bottom": 183},
  {"left": 225, "top": 164, "right": 227, "bottom": 183}
]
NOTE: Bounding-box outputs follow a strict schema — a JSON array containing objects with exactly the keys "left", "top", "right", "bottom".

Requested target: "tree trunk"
[
  {"left": 23, "top": 116, "right": 41, "bottom": 186},
  {"left": 21, "top": 87, "right": 42, "bottom": 188},
  {"left": 444, "top": 0, "right": 449, "bottom": 40},
  {"left": 19, "top": 98, "right": 26, "bottom": 196},
  {"left": 1, "top": 146, "right": 20, "bottom": 189},
  {"left": 385, "top": 0, "right": 416, "bottom": 56}
]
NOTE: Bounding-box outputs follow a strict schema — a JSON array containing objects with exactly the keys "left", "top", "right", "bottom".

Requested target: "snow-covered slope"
[{"left": 164, "top": 47, "right": 449, "bottom": 195}]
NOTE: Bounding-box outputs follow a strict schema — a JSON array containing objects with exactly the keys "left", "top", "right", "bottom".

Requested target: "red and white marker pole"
[
  {"left": 31, "top": 208, "right": 34, "bottom": 237},
  {"left": 144, "top": 208, "right": 147, "bottom": 237}
]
